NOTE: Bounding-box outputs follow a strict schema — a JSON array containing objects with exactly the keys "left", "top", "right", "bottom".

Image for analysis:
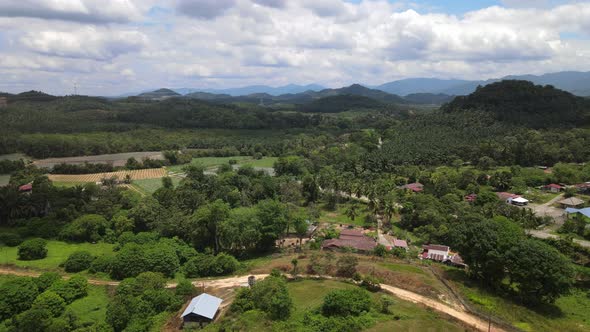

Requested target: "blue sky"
[{"left": 0, "top": 0, "right": 588, "bottom": 95}]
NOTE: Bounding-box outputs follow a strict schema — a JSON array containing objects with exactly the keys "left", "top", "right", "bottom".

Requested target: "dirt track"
[{"left": 0, "top": 269, "right": 501, "bottom": 331}]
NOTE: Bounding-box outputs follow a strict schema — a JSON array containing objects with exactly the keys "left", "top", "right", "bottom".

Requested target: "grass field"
[
  {"left": 167, "top": 156, "right": 277, "bottom": 173},
  {"left": 69, "top": 284, "right": 111, "bottom": 326},
  {"left": 443, "top": 268, "right": 590, "bottom": 332},
  {"left": 0, "top": 174, "right": 10, "bottom": 186},
  {"left": 132, "top": 177, "right": 182, "bottom": 194},
  {"left": 33, "top": 151, "right": 164, "bottom": 168},
  {"left": 320, "top": 204, "right": 368, "bottom": 227},
  {"left": 0, "top": 153, "right": 28, "bottom": 161},
  {"left": 0, "top": 241, "right": 115, "bottom": 271}
]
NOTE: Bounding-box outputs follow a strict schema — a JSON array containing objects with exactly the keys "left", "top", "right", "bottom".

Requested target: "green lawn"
[
  {"left": 443, "top": 268, "right": 590, "bottom": 332},
  {"left": 0, "top": 153, "right": 28, "bottom": 161},
  {"left": 378, "top": 262, "right": 427, "bottom": 276},
  {"left": 0, "top": 241, "right": 115, "bottom": 271},
  {"left": 0, "top": 174, "right": 10, "bottom": 186},
  {"left": 166, "top": 156, "right": 250, "bottom": 172},
  {"left": 320, "top": 204, "right": 368, "bottom": 227},
  {"left": 132, "top": 177, "right": 181, "bottom": 194},
  {"left": 239, "top": 157, "right": 278, "bottom": 168},
  {"left": 68, "top": 284, "right": 111, "bottom": 326},
  {"left": 287, "top": 279, "right": 358, "bottom": 315}
]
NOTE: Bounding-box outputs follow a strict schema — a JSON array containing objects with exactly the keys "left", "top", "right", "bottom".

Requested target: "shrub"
[
  {"left": 0, "top": 232, "right": 23, "bottom": 246},
  {"left": 7, "top": 308, "right": 52, "bottom": 332},
  {"left": 321, "top": 288, "right": 372, "bottom": 317},
  {"left": 0, "top": 278, "right": 39, "bottom": 321},
  {"left": 175, "top": 279, "right": 196, "bottom": 297},
  {"left": 36, "top": 272, "right": 61, "bottom": 292},
  {"left": 32, "top": 291, "right": 66, "bottom": 317},
  {"left": 64, "top": 251, "right": 95, "bottom": 273},
  {"left": 251, "top": 276, "right": 292, "bottom": 320},
  {"left": 183, "top": 253, "right": 239, "bottom": 278},
  {"left": 49, "top": 275, "right": 88, "bottom": 304},
  {"left": 336, "top": 255, "right": 358, "bottom": 278},
  {"left": 360, "top": 275, "right": 381, "bottom": 292},
  {"left": 60, "top": 214, "right": 110, "bottom": 242},
  {"left": 231, "top": 287, "right": 255, "bottom": 313},
  {"left": 18, "top": 238, "right": 48, "bottom": 260},
  {"left": 89, "top": 255, "right": 115, "bottom": 274}
]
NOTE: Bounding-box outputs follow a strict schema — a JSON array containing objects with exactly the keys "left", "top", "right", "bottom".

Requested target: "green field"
[
  {"left": 68, "top": 284, "right": 111, "bottom": 326},
  {"left": 0, "top": 174, "right": 10, "bottom": 186},
  {"left": 0, "top": 241, "right": 115, "bottom": 271},
  {"left": 167, "top": 156, "right": 250, "bottom": 172},
  {"left": 320, "top": 204, "right": 368, "bottom": 227},
  {"left": 0, "top": 153, "right": 28, "bottom": 161},
  {"left": 132, "top": 177, "right": 182, "bottom": 194},
  {"left": 167, "top": 156, "right": 277, "bottom": 173},
  {"left": 443, "top": 268, "right": 590, "bottom": 332}
]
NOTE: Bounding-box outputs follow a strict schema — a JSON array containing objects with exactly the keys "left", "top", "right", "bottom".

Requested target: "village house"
[
  {"left": 0, "top": 97, "right": 7, "bottom": 108},
  {"left": 392, "top": 238, "right": 409, "bottom": 251},
  {"left": 496, "top": 192, "right": 529, "bottom": 206},
  {"left": 574, "top": 182, "right": 590, "bottom": 195},
  {"left": 18, "top": 183, "right": 33, "bottom": 194},
  {"left": 181, "top": 293, "right": 222, "bottom": 329},
  {"left": 421, "top": 244, "right": 466, "bottom": 268},
  {"left": 399, "top": 182, "right": 424, "bottom": 193},
  {"left": 541, "top": 183, "right": 564, "bottom": 193},
  {"left": 321, "top": 229, "right": 377, "bottom": 253},
  {"left": 558, "top": 197, "right": 585, "bottom": 209},
  {"left": 565, "top": 207, "right": 590, "bottom": 219},
  {"left": 464, "top": 193, "right": 477, "bottom": 203}
]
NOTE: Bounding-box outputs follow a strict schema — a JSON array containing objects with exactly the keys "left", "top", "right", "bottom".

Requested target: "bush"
[
  {"left": 0, "top": 232, "right": 23, "bottom": 246},
  {"left": 36, "top": 272, "right": 61, "bottom": 292},
  {"left": 89, "top": 255, "right": 115, "bottom": 274},
  {"left": 32, "top": 291, "right": 66, "bottom": 317},
  {"left": 336, "top": 255, "right": 358, "bottom": 278},
  {"left": 251, "top": 276, "right": 292, "bottom": 320},
  {"left": 321, "top": 288, "right": 371, "bottom": 317},
  {"left": 360, "top": 275, "right": 381, "bottom": 292},
  {"left": 0, "top": 277, "right": 39, "bottom": 321},
  {"left": 175, "top": 279, "right": 196, "bottom": 297},
  {"left": 60, "top": 214, "right": 110, "bottom": 242},
  {"left": 49, "top": 275, "right": 88, "bottom": 304},
  {"left": 18, "top": 238, "right": 48, "bottom": 260},
  {"left": 183, "top": 253, "right": 239, "bottom": 278},
  {"left": 64, "top": 251, "right": 95, "bottom": 273}
]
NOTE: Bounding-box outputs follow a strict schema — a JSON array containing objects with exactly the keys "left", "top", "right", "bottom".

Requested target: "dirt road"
[{"left": 0, "top": 268, "right": 502, "bottom": 331}]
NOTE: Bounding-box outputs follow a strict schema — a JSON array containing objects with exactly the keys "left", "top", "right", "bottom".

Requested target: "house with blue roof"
[
  {"left": 181, "top": 293, "right": 223, "bottom": 328},
  {"left": 565, "top": 207, "right": 590, "bottom": 219}
]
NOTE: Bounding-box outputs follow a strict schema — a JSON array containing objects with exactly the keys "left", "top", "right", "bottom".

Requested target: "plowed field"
[{"left": 48, "top": 168, "right": 167, "bottom": 183}]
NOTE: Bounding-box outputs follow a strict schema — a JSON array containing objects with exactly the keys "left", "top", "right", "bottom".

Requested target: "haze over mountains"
[{"left": 135, "top": 71, "right": 590, "bottom": 101}]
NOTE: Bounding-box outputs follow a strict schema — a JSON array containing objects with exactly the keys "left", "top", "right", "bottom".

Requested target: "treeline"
[{"left": 443, "top": 80, "right": 590, "bottom": 128}]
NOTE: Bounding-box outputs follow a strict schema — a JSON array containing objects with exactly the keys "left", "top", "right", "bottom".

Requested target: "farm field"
[
  {"left": 33, "top": 151, "right": 164, "bottom": 168},
  {"left": 0, "top": 241, "right": 115, "bottom": 271},
  {"left": 48, "top": 168, "right": 167, "bottom": 183}
]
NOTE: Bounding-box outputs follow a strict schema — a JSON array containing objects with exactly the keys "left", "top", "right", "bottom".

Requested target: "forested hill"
[{"left": 442, "top": 80, "right": 590, "bottom": 128}]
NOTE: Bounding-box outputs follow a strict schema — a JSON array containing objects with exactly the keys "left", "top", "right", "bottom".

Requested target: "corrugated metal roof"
[
  {"left": 566, "top": 207, "right": 590, "bottom": 218},
  {"left": 181, "top": 293, "right": 222, "bottom": 319}
]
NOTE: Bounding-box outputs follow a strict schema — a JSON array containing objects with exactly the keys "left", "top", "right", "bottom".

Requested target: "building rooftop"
[{"left": 181, "top": 293, "right": 222, "bottom": 320}]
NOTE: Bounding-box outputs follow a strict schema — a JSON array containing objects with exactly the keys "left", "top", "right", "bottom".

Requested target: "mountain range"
[{"left": 153, "top": 71, "right": 590, "bottom": 98}]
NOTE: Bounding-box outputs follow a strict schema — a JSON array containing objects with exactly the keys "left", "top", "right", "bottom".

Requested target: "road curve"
[{"left": 0, "top": 269, "right": 502, "bottom": 331}]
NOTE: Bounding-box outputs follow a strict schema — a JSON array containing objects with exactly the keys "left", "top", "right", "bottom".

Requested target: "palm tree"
[
  {"left": 346, "top": 204, "right": 359, "bottom": 221},
  {"left": 384, "top": 201, "right": 395, "bottom": 223}
]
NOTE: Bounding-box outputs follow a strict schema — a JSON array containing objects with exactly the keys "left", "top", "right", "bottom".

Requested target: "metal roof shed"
[{"left": 181, "top": 293, "right": 222, "bottom": 326}]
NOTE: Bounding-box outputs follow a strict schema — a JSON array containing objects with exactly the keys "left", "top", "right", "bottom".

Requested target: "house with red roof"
[
  {"left": 542, "top": 184, "right": 563, "bottom": 193},
  {"left": 496, "top": 192, "right": 529, "bottom": 206},
  {"left": 322, "top": 229, "right": 377, "bottom": 253},
  {"left": 399, "top": 182, "right": 424, "bottom": 193},
  {"left": 464, "top": 193, "right": 477, "bottom": 203},
  {"left": 392, "top": 238, "right": 408, "bottom": 250},
  {"left": 18, "top": 183, "right": 33, "bottom": 194}
]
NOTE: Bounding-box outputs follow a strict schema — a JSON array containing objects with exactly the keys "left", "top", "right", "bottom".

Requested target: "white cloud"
[
  {"left": 0, "top": 0, "right": 142, "bottom": 23},
  {"left": 0, "top": 0, "right": 590, "bottom": 95},
  {"left": 20, "top": 28, "right": 147, "bottom": 61}
]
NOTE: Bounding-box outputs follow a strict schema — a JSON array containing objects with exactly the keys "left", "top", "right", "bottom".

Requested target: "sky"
[{"left": 0, "top": 0, "right": 589, "bottom": 95}]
